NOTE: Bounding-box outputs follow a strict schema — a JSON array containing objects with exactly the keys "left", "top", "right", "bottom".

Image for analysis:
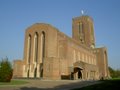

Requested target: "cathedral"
[{"left": 13, "top": 15, "right": 110, "bottom": 80}]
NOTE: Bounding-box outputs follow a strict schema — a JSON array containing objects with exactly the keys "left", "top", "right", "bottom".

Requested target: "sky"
[{"left": 0, "top": 0, "right": 120, "bottom": 69}]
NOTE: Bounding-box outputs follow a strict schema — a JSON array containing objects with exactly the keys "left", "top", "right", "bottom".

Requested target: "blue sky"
[{"left": 0, "top": 0, "right": 120, "bottom": 69}]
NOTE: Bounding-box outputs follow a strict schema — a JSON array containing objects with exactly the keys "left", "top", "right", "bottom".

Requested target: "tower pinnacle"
[{"left": 81, "top": 10, "right": 84, "bottom": 15}]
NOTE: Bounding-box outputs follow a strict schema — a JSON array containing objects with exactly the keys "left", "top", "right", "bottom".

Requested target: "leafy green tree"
[
  {"left": 109, "top": 66, "right": 115, "bottom": 78},
  {"left": 0, "top": 57, "right": 13, "bottom": 82},
  {"left": 114, "top": 69, "right": 120, "bottom": 78},
  {"left": 109, "top": 66, "right": 120, "bottom": 78}
]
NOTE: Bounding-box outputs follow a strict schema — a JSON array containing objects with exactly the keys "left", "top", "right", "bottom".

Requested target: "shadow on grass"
[
  {"left": 72, "top": 79, "right": 120, "bottom": 90},
  {"left": 20, "top": 87, "right": 53, "bottom": 90},
  {"left": 1, "top": 79, "right": 120, "bottom": 90},
  {"left": 19, "top": 80, "right": 100, "bottom": 90},
  {"left": 19, "top": 79, "right": 120, "bottom": 90}
]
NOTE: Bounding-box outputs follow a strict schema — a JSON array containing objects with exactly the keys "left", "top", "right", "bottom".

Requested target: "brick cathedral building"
[{"left": 13, "top": 15, "right": 110, "bottom": 80}]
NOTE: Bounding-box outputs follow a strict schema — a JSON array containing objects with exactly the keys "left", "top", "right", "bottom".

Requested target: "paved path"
[{"left": 0, "top": 79, "right": 101, "bottom": 90}]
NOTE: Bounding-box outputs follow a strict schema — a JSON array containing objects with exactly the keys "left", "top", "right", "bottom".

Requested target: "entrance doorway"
[
  {"left": 73, "top": 67, "right": 82, "bottom": 80},
  {"left": 78, "top": 70, "right": 82, "bottom": 79},
  {"left": 34, "top": 68, "right": 37, "bottom": 78},
  {"left": 27, "top": 69, "right": 29, "bottom": 78},
  {"left": 40, "top": 63, "right": 43, "bottom": 78},
  {"left": 40, "top": 69, "right": 43, "bottom": 78}
]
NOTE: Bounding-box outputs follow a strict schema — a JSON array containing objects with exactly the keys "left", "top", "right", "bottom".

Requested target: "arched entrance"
[
  {"left": 34, "top": 68, "right": 37, "bottom": 78},
  {"left": 74, "top": 67, "right": 82, "bottom": 80},
  {"left": 40, "top": 69, "right": 43, "bottom": 78},
  {"left": 72, "top": 61, "right": 84, "bottom": 80},
  {"left": 78, "top": 69, "right": 82, "bottom": 79},
  {"left": 39, "top": 63, "right": 43, "bottom": 78},
  {"left": 27, "top": 69, "right": 29, "bottom": 78}
]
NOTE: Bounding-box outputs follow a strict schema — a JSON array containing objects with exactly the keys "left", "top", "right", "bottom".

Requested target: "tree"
[
  {"left": 0, "top": 57, "right": 13, "bottom": 82},
  {"left": 109, "top": 66, "right": 120, "bottom": 78},
  {"left": 109, "top": 66, "right": 115, "bottom": 78},
  {"left": 114, "top": 69, "right": 120, "bottom": 78}
]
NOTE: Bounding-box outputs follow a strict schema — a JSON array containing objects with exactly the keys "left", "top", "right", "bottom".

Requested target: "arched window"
[
  {"left": 78, "top": 22, "right": 84, "bottom": 43},
  {"left": 82, "top": 53, "right": 84, "bottom": 62},
  {"left": 90, "top": 24, "right": 94, "bottom": 41},
  {"left": 41, "top": 31, "right": 45, "bottom": 63},
  {"left": 78, "top": 52, "right": 80, "bottom": 61},
  {"left": 40, "top": 31, "right": 45, "bottom": 78},
  {"left": 73, "top": 50, "right": 76, "bottom": 63},
  {"left": 33, "top": 32, "right": 39, "bottom": 63},
  {"left": 78, "top": 22, "right": 83, "bottom": 34},
  {"left": 27, "top": 34, "right": 31, "bottom": 64},
  {"left": 104, "top": 51, "right": 107, "bottom": 76}
]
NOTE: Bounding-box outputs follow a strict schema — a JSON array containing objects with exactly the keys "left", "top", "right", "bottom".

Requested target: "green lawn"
[
  {"left": 72, "top": 78, "right": 120, "bottom": 90},
  {"left": 0, "top": 79, "right": 28, "bottom": 86}
]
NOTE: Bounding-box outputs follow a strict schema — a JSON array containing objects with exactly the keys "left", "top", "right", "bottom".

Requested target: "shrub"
[{"left": 0, "top": 57, "right": 13, "bottom": 82}]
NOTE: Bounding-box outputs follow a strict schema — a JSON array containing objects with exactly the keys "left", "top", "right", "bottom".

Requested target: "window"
[
  {"left": 73, "top": 50, "right": 76, "bottom": 63},
  {"left": 88, "top": 56, "right": 90, "bottom": 64},
  {"left": 78, "top": 22, "right": 83, "bottom": 34},
  {"left": 90, "top": 25, "right": 94, "bottom": 41},
  {"left": 78, "top": 22, "right": 84, "bottom": 43},
  {"left": 41, "top": 31, "right": 45, "bottom": 63},
  {"left": 86, "top": 55, "right": 88, "bottom": 63},
  {"left": 78, "top": 52, "right": 80, "bottom": 61},
  {"left": 39, "top": 31, "right": 45, "bottom": 78},
  {"left": 82, "top": 53, "right": 84, "bottom": 62},
  {"left": 27, "top": 35, "right": 31, "bottom": 64},
  {"left": 33, "top": 32, "right": 38, "bottom": 63}
]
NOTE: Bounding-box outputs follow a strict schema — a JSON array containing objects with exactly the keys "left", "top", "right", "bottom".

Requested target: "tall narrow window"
[
  {"left": 104, "top": 51, "right": 107, "bottom": 76},
  {"left": 82, "top": 53, "right": 84, "bottom": 62},
  {"left": 73, "top": 50, "right": 76, "bottom": 63},
  {"left": 89, "top": 55, "right": 91, "bottom": 64},
  {"left": 78, "top": 52, "right": 80, "bottom": 61},
  {"left": 33, "top": 32, "right": 38, "bottom": 63},
  {"left": 41, "top": 31, "right": 45, "bottom": 63},
  {"left": 27, "top": 35, "right": 31, "bottom": 64},
  {"left": 90, "top": 25, "right": 94, "bottom": 41},
  {"left": 94, "top": 57, "right": 96, "bottom": 65},
  {"left": 78, "top": 22, "right": 84, "bottom": 43},
  {"left": 40, "top": 31, "right": 45, "bottom": 78},
  {"left": 78, "top": 22, "right": 83, "bottom": 34}
]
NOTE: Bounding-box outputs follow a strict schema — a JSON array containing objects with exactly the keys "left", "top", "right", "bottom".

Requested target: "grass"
[
  {"left": 0, "top": 79, "right": 28, "bottom": 86},
  {"left": 72, "top": 78, "right": 120, "bottom": 90}
]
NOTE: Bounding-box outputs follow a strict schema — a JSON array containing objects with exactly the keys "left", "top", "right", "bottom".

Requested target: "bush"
[{"left": 0, "top": 57, "right": 13, "bottom": 82}]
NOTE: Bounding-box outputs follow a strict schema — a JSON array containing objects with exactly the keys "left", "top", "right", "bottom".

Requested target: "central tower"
[{"left": 72, "top": 15, "right": 95, "bottom": 48}]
